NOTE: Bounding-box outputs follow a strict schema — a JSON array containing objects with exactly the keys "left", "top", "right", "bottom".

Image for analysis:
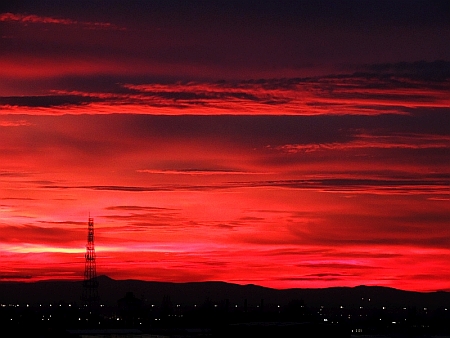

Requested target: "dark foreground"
[{"left": 2, "top": 277, "right": 450, "bottom": 337}]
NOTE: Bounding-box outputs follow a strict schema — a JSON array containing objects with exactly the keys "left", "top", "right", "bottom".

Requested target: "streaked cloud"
[
  {"left": 1, "top": 65, "right": 449, "bottom": 115},
  {"left": 0, "top": 12, "right": 125, "bottom": 30},
  {"left": 274, "top": 133, "right": 450, "bottom": 152}
]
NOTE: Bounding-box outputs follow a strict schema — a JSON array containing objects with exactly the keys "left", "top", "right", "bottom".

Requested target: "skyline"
[{"left": 1, "top": 0, "right": 449, "bottom": 291}]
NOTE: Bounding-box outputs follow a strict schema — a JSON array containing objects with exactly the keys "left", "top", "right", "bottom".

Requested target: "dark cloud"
[
  {"left": 38, "top": 220, "right": 86, "bottom": 226},
  {"left": 0, "top": 170, "right": 31, "bottom": 177},
  {"left": 357, "top": 60, "right": 450, "bottom": 82},
  {"left": 158, "top": 90, "right": 256, "bottom": 102},
  {"left": 72, "top": 184, "right": 225, "bottom": 192},
  {"left": 0, "top": 12, "right": 126, "bottom": 30},
  {"left": 39, "top": 172, "right": 449, "bottom": 195},
  {"left": 102, "top": 211, "right": 180, "bottom": 222},
  {"left": 295, "top": 263, "right": 378, "bottom": 270},
  {"left": 0, "top": 94, "right": 102, "bottom": 107},
  {"left": 137, "top": 169, "right": 259, "bottom": 175},
  {"left": 105, "top": 205, "right": 178, "bottom": 211}
]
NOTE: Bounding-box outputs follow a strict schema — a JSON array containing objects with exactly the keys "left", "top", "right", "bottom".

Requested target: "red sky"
[{"left": 1, "top": 1, "right": 449, "bottom": 291}]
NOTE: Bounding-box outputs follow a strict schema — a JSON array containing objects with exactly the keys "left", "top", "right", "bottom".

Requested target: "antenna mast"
[{"left": 82, "top": 216, "right": 99, "bottom": 310}]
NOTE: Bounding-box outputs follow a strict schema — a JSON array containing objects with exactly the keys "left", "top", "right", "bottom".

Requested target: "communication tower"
[{"left": 82, "top": 216, "right": 99, "bottom": 310}]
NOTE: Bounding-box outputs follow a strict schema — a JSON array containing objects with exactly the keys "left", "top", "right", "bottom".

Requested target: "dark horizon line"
[{"left": 2, "top": 274, "right": 449, "bottom": 294}]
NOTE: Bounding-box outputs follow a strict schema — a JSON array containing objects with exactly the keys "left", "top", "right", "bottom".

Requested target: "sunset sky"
[{"left": 1, "top": 0, "right": 449, "bottom": 291}]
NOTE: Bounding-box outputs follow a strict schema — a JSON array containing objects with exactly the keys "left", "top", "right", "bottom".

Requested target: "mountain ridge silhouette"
[{"left": 1, "top": 275, "right": 449, "bottom": 309}]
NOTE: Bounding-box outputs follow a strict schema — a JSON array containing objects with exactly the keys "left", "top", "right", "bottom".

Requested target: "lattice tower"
[{"left": 82, "top": 217, "right": 99, "bottom": 310}]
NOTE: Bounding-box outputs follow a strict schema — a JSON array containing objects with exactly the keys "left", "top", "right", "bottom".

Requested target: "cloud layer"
[
  {"left": 1, "top": 67, "right": 449, "bottom": 115},
  {"left": 1, "top": 110, "right": 448, "bottom": 289}
]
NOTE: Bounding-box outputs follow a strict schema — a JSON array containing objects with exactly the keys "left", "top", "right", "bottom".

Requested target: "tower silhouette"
[{"left": 82, "top": 216, "right": 99, "bottom": 310}]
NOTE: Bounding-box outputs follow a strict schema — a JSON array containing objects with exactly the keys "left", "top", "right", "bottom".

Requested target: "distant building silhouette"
[
  {"left": 82, "top": 216, "right": 99, "bottom": 311},
  {"left": 118, "top": 292, "right": 142, "bottom": 327}
]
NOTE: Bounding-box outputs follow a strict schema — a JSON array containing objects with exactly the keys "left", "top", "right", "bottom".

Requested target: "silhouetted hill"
[{"left": 1, "top": 276, "right": 450, "bottom": 310}]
